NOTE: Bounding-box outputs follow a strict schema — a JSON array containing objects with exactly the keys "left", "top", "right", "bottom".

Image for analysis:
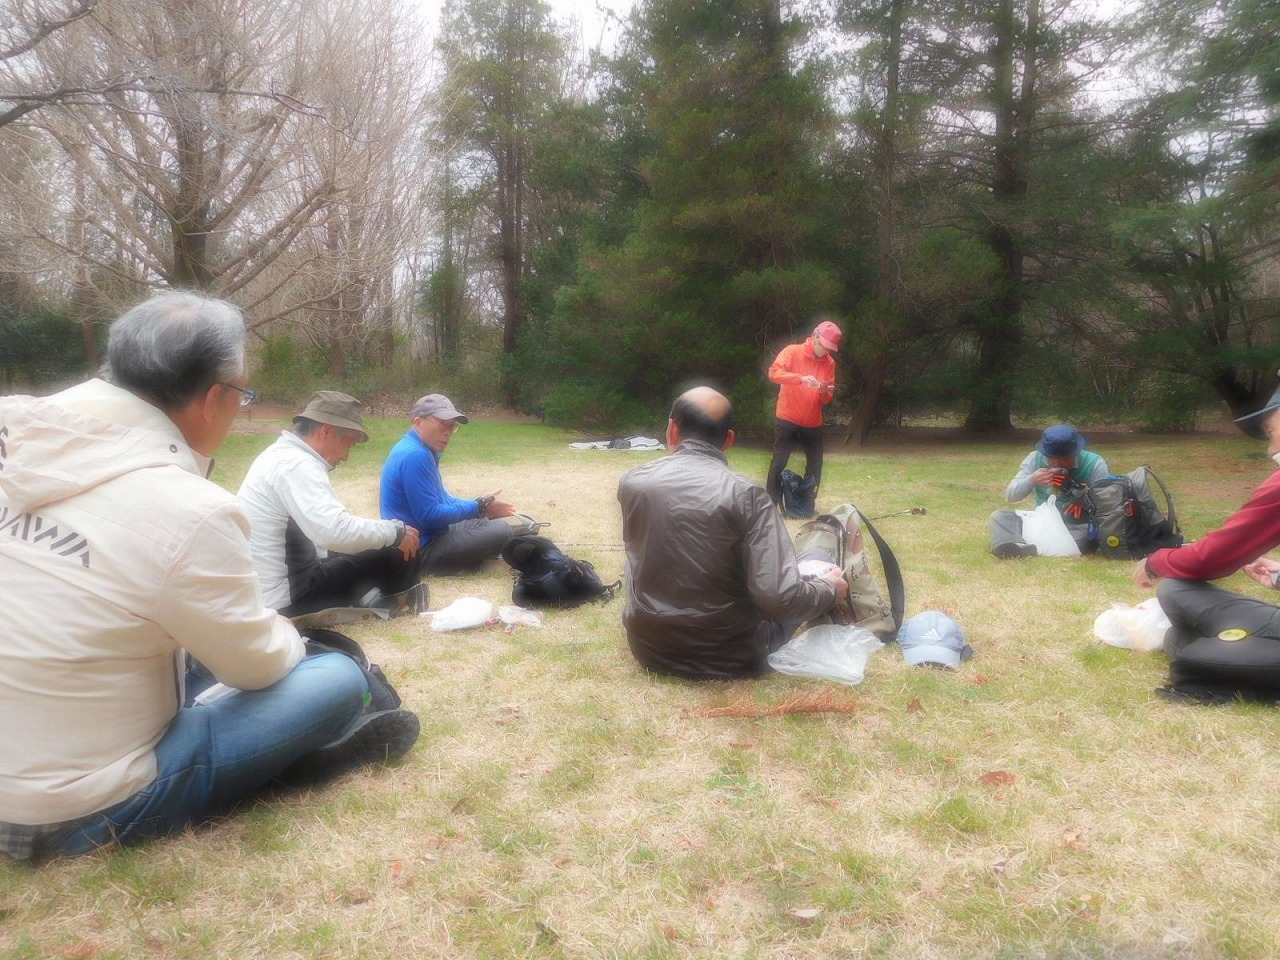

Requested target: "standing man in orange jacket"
[{"left": 765, "top": 318, "right": 842, "bottom": 508}]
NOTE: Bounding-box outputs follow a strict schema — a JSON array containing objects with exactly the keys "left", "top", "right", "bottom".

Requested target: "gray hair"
[{"left": 105, "top": 291, "right": 247, "bottom": 411}]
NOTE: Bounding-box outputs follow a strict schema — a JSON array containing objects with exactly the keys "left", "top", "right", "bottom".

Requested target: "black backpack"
[
  {"left": 780, "top": 469, "right": 818, "bottom": 519},
  {"left": 1160, "top": 633, "right": 1280, "bottom": 705},
  {"left": 501, "top": 535, "right": 619, "bottom": 609},
  {"left": 301, "top": 627, "right": 403, "bottom": 712},
  {"left": 1085, "top": 466, "right": 1183, "bottom": 559}
]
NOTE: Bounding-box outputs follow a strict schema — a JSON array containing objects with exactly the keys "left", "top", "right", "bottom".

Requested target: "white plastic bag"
[
  {"left": 768, "top": 624, "right": 884, "bottom": 685},
  {"left": 1018, "top": 496, "right": 1080, "bottom": 557},
  {"left": 429, "top": 596, "right": 494, "bottom": 631},
  {"left": 497, "top": 605, "right": 544, "bottom": 628},
  {"left": 1093, "top": 597, "right": 1171, "bottom": 652}
]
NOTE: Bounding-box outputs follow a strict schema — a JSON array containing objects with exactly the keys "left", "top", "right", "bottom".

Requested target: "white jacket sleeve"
[
  {"left": 155, "top": 499, "right": 305, "bottom": 690},
  {"left": 276, "top": 456, "right": 399, "bottom": 554}
]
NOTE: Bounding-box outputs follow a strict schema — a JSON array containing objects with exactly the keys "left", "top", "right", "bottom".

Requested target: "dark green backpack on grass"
[{"left": 1086, "top": 466, "right": 1183, "bottom": 559}]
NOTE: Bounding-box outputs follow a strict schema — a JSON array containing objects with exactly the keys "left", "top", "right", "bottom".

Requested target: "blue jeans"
[{"left": 43, "top": 653, "right": 367, "bottom": 856}]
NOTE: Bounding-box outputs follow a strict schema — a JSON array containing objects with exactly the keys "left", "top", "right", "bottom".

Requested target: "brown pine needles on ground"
[{"left": 689, "top": 687, "right": 860, "bottom": 718}]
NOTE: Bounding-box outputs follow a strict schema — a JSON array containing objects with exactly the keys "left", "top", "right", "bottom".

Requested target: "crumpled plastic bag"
[
  {"left": 428, "top": 596, "right": 493, "bottom": 631},
  {"left": 497, "top": 605, "right": 544, "bottom": 628},
  {"left": 1018, "top": 496, "right": 1080, "bottom": 556},
  {"left": 768, "top": 624, "right": 885, "bottom": 685},
  {"left": 1093, "top": 597, "right": 1171, "bottom": 652}
]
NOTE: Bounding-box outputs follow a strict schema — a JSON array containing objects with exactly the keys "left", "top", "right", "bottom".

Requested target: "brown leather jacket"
[{"left": 618, "top": 439, "right": 837, "bottom": 679}]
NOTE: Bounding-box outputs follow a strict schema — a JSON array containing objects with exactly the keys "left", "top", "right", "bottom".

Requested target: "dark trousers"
[
  {"left": 280, "top": 546, "right": 420, "bottom": 617},
  {"left": 1157, "top": 578, "right": 1280, "bottom": 653},
  {"left": 419, "top": 518, "right": 513, "bottom": 574},
  {"left": 766, "top": 418, "right": 825, "bottom": 506}
]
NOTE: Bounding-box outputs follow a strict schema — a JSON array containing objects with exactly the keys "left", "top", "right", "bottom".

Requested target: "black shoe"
[
  {"left": 287, "top": 709, "right": 421, "bottom": 782},
  {"left": 993, "top": 541, "right": 1038, "bottom": 559}
]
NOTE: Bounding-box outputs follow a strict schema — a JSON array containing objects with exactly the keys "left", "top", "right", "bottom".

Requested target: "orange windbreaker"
[{"left": 768, "top": 339, "right": 835, "bottom": 427}]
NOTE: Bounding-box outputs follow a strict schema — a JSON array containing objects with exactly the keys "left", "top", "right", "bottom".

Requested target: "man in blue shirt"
[{"left": 380, "top": 394, "right": 518, "bottom": 573}]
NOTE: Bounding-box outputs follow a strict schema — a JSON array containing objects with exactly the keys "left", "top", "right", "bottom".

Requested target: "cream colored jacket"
[{"left": 0, "top": 379, "right": 304, "bottom": 825}]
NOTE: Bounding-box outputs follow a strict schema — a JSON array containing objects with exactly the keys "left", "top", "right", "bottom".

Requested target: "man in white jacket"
[
  {"left": 0, "top": 293, "right": 419, "bottom": 860},
  {"left": 237, "top": 391, "right": 423, "bottom": 616}
]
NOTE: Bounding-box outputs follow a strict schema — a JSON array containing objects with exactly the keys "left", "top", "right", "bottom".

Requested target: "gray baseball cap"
[
  {"left": 411, "top": 394, "right": 469, "bottom": 424},
  {"left": 899, "top": 611, "right": 973, "bottom": 670}
]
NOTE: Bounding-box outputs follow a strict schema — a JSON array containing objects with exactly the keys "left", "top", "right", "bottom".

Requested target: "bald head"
[{"left": 670, "top": 386, "right": 735, "bottom": 449}]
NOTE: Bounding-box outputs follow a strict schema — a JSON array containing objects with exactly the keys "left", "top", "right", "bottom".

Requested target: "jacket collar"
[
  {"left": 279, "top": 429, "right": 335, "bottom": 472},
  {"left": 674, "top": 438, "right": 728, "bottom": 464}
]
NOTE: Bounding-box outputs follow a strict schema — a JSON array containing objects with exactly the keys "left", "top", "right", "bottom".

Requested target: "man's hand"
[
  {"left": 398, "top": 525, "right": 420, "bottom": 561},
  {"left": 824, "top": 567, "right": 850, "bottom": 604},
  {"left": 1132, "top": 559, "right": 1155, "bottom": 589},
  {"left": 800, "top": 375, "right": 822, "bottom": 389},
  {"left": 479, "top": 490, "right": 517, "bottom": 520},
  {"left": 1242, "top": 557, "right": 1280, "bottom": 589},
  {"left": 1031, "top": 467, "right": 1064, "bottom": 487}
]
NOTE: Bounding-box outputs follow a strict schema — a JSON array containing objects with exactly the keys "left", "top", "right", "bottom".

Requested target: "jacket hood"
[{"left": 0, "top": 379, "right": 207, "bottom": 511}]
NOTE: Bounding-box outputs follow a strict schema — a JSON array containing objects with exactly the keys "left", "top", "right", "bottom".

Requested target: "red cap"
[{"left": 814, "top": 320, "right": 842, "bottom": 353}]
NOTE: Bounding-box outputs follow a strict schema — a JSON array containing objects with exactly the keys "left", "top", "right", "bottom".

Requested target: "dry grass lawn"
[{"left": 3, "top": 415, "right": 1278, "bottom": 959}]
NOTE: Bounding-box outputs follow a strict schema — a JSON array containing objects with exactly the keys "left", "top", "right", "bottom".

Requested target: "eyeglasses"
[
  {"left": 429, "top": 416, "right": 460, "bottom": 433},
  {"left": 222, "top": 383, "right": 258, "bottom": 408}
]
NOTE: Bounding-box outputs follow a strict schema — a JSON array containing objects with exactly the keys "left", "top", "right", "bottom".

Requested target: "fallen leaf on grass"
[
  {"left": 788, "top": 907, "right": 822, "bottom": 922},
  {"left": 907, "top": 697, "right": 924, "bottom": 713},
  {"left": 977, "top": 770, "right": 1017, "bottom": 787},
  {"left": 63, "top": 942, "right": 102, "bottom": 959},
  {"left": 662, "top": 924, "right": 682, "bottom": 941}
]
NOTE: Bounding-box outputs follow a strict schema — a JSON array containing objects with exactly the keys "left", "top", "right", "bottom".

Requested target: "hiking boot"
[
  {"left": 993, "top": 541, "right": 1038, "bottom": 559},
  {"left": 287, "top": 708, "right": 421, "bottom": 782}
]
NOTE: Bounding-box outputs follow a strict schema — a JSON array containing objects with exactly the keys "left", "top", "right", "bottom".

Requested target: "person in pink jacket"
[{"left": 765, "top": 318, "right": 842, "bottom": 509}]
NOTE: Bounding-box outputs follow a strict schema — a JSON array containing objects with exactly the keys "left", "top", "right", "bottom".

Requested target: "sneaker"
[
  {"left": 288, "top": 709, "right": 421, "bottom": 782},
  {"left": 993, "top": 541, "right": 1038, "bottom": 559}
]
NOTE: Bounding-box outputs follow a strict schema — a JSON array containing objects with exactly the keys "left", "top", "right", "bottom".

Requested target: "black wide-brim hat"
[{"left": 1235, "top": 385, "right": 1280, "bottom": 440}]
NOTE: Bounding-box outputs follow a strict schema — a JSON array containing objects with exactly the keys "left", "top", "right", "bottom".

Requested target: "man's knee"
[
  {"left": 1155, "top": 577, "right": 1202, "bottom": 616},
  {"left": 288, "top": 653, "right": 368, "bottom": 715}
]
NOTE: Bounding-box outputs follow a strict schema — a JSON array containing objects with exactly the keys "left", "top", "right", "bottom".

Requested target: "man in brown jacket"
[{"left": 618, "top": 386, "right": 849, "bottom": 679}]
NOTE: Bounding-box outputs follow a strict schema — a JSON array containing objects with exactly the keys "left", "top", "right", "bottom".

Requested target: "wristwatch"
[
  {"left": 390, "top": 518, "right": 407, "bottom": 547},
  {"left": 476, "top": 495, "right": 494, "bottom": 516}
]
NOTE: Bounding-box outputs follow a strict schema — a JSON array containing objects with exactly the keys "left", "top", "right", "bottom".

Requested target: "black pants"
[
  {"left": 1157, "top": 579, "right": 1280, "bottom": 653},
  {"left": 280, "top": 546, "right": 420, "bottom": 617},
  {"left": 766, "top": 418, "right": 825, "bottom": 506}
]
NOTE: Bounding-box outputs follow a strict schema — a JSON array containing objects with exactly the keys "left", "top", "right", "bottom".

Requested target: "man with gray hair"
[
  {"left": 238, "top": 390, "right": 423, "bottom": 616},
  {"left": 379, "top": 393, "right": 518, "bottom": 574},
  {"left": 0, "top": 292, "right": 419, "bottom": 860}
]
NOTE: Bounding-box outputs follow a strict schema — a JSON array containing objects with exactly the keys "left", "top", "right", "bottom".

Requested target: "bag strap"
[
  {"left": 850, "top": 507, "right": 906, "bottom": 638},
  {"left": 1141, "top": 465, "right": 1180, "bottom": 534}
]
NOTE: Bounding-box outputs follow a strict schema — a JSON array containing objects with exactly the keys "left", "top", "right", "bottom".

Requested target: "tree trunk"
[
  {"left": 965, "top": 0, "right": 1036, "bottom": 433},
  {"left": 848, "top": 0, "right": 905, "bottom": 446}
]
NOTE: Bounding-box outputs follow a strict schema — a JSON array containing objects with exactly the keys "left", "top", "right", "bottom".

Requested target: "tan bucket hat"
[{"left": 293, "top": 390, "right": 369, "bottom": 442}]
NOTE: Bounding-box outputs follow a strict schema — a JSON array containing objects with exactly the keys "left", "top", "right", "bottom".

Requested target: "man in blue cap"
[{"left": 988, "top": 424, "right": 1110, "bottom": 558}]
